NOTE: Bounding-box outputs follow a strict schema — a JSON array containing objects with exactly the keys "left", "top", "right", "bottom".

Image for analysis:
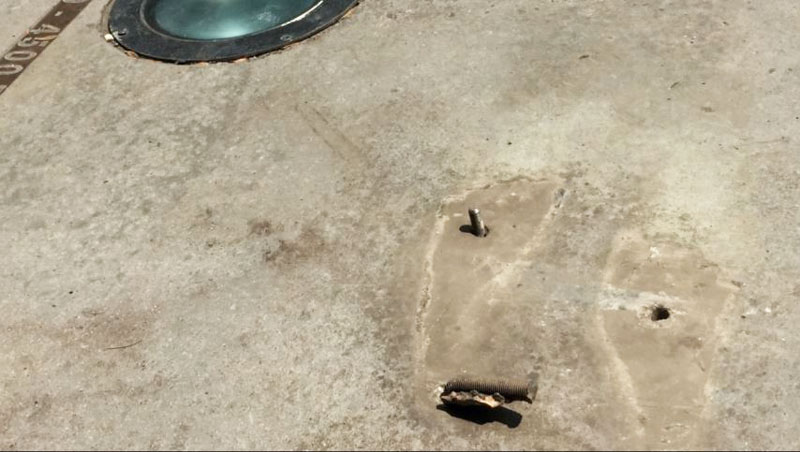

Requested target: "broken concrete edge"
[{"left": 440, "top": 390, "right": 506, "bottom": 409}]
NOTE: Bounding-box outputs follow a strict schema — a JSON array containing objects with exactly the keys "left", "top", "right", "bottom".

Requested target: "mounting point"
[
  {"left": 468, "top": 208, "right": 488, "bottom": 237},
  {"left": 651, "top": 305, "right": 671, "bottom": 322}
]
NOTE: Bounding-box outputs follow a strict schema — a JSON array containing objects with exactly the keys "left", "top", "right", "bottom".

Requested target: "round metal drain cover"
[{"left": 108, "top": 0, "right": 357, "bottom": 63}]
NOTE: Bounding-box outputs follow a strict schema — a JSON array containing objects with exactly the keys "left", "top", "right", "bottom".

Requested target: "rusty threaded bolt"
[{"left": 443, "top": 376, "right": 536, "bottom": 403}]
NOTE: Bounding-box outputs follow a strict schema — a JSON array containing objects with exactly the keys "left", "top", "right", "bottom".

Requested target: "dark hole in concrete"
[{"left": 651, "top": 305, "right": 670, "bottom": 321}]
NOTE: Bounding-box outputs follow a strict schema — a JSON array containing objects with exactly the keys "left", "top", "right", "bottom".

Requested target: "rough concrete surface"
[
  {"left": 1, "top": 0, "right": 54, "bottom": 45},
  {"left": 1, "top": 0, "right": 800, "bottom": 449}
]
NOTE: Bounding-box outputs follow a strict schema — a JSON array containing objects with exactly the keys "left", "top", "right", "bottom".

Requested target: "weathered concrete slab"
[{"left": 2, "top": 0, "right": 800, "bottom": 449}]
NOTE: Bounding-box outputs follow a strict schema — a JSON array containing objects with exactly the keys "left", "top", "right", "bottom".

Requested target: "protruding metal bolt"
[{"left": 468, "top": 208, "right": 488, "bottom": 237}]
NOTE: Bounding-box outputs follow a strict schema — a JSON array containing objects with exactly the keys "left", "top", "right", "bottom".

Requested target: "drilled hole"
[{"left": 651, "top": 305, "right": 670, "bottom": 321}]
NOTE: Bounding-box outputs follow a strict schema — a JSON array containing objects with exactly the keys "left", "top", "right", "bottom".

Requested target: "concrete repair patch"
[
  {"left": 411, "top": 177, "right": 738, "bottom": 447},
  {"left": 596, "top": 230, "right": 738, "bottom": 448},
  {"left": 415, "top": 177, "right": 559, "bottom": 385}
]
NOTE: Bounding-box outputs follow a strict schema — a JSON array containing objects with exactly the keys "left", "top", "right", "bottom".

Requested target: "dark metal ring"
[{"left": 108, "top": 0, "right": 358, "bottom": 63}]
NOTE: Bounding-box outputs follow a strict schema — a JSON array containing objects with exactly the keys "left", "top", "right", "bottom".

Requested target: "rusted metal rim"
[{"left": 107, "top": 0, "right": 358, "bottom": 63}]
